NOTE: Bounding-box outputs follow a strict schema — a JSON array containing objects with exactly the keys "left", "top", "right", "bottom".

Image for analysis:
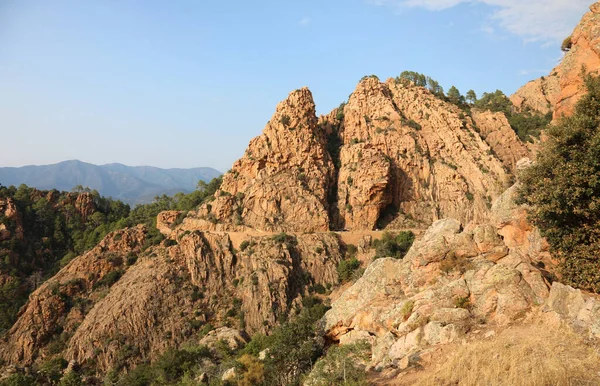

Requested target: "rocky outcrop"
[
  {"left": 553, "top": 2, "right": 600, "bottom": 118},
  {"left": 321, "top": 185, "right": 551, "bottom": 370},
  {"left": 0, "top": 198, "right": 23, "bottom": 241},
  {"left": 176, "top": 76, "right": 519, "bottom": 234},
  {"left": 187, "top": 88, "right": 335, "bottom": 233},
  {"left": 511, "top": 2, "right": 600, "bottom": 119},
  {"left": 510, "top": 76, "right": 560, "bottom": 115},
  {"left": 0, "top": 226, "right": 147, "bottom": 365},
  {"left": 156, "top": 210, "right": 186, "bottom": 236},
  {"left": 471, "top": 110, "right": 531, "bottom": 171},
  {"left": 544, "top": 282, "right": 600, "bottom": 340},
  {"left": 331, "top": 77, "right": 511, "bottom": 230},
  {"left": 1, "top": 226, "right": 344, "bottom": 371}
]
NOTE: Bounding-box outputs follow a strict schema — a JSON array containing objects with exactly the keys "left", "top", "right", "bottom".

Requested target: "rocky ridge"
[
  {"left": 317, "top": 183, "right": 600, "bottom": 378},
  {"left": 511, "top": 1, "right": 600, "bottom": 118},
  {"left": 183, "top": 76, "right": 526, "bottom": 234},
  {"left": 0, "top": 224, "right": 345, "bottom": 371}
]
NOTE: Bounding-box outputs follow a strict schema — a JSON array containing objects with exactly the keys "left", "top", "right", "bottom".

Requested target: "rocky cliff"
[
  {"left": 0, "top": 223, "right": 345, "bottom": 371},
  {"left": 511, "top": 1, "right": 600, "bottom": 118},
  {"left": 317, "top": 183, "right": 600, "bottom": 380},
  {"left": 183, "top": 76, "right": 525, "bottom": 234}
]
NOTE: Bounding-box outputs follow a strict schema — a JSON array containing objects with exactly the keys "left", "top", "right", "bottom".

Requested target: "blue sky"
[{"left": 0, "top": 0, "right": 591, "bottom": 172}]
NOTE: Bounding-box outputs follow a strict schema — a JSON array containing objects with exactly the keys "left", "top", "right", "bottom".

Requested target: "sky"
[{"left": 0, "top": 0, "right": 592, "bottom": 172}]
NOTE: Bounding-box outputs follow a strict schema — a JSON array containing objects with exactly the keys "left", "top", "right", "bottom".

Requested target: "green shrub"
[
  {"left": 92, "top": 270, "right": 123, "bottom": 289},
  {"left": 345, "top": 244, "right": 358, "bottom": 258},
  {"left": 0, "top": 373, "right": 37, "bottom": 386},
  {"left": 280, "top": 115, "right": 291, "bottom": 127},
  {"left": 372, "top": 231, "right": 415, "bottom": 259},
  {"left": 240, "top": 240, "right": 250, "bottom": 251},
  {"left": 518, "top": 75, "right": 600, "bottom": 293},
  {"left": 337, "top": 257, "right": 361, "bottom": 282},
  {"left": 455, "top": 296, "right": 472, "bottom": 310},
  {"left": 308, "top": 342, "right": 370, "bottom": 385},
  {"left": 561, "top": 35, "right": 572, "bottom": 52}
]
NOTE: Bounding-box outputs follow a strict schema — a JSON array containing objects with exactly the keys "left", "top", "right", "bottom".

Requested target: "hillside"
[{"left": 0, "top": 160, "right": 222, "bottom": 205}]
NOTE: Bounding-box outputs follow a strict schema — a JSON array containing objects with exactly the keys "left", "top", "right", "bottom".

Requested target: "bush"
[
  {"left": 337, "top": 258, "right": 361, "bottom": 282},
  {"left": 372, "top": 231, "right": 415, "bottom": 259},
  {"left": 271, "top": 233, "right": 297, "bottom": 249},
  {"left": 561, "top": 35, "right": 572, "bottom": 52},
  {"left": 307, "top": 342, "right": 370, "bottom": 386},
  {"left": 518, "top": 75, "right": 600, "bottom": 292},
  {"left": 0, "top": 374, "right": 37, "bottom": 386},
  {"left": 406, "top": 119, "right": 422, "bottom": 131},
  {"left": 240, "top": 240, "right": 250, "bottom": 251},
  {"left": 92, "top": 270, "right": 123, "bottom": 289},
  {"left": 280, "top": 115, "right": 291, "bottom": 127}
]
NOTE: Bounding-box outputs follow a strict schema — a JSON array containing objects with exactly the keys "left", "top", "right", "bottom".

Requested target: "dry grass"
[{"left": 413, "top": 322, "right": 600, "bottom": 386}]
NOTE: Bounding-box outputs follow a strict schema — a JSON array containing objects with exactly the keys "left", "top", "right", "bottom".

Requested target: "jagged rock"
[
  {"left": 0, "top": 226, "right": 147, "bottom": 365},
  {"left": 336, "top": 145, "right": 393, "bottom": 230},
  {"left": 199, "top": 327, "right": 248, "bottom": 351},
  {"left": 331, "top": 77, "right": 511, "bottom": 230},
  {"left": 510, "top": 76, "right": 560, "bottom": 115},
  {"left": 176, "top": 76, "right": 517, "bottom": 234},
  {"left": 511, "top": 2, "right": 600, "bottom": 119},
  {"left": 187, "top": 87, "right": 335, "bottom": 233},
  {"left": 553, "top": 2, "right": 600, "bottom": 118},
  {"left": 321, "top": 186, "right": 552, "bottom": 370},
  {"left": 471, "top": 110, "right": 530, "bottom": 171},
  {"left": 0, "top": 229, "right": 343, "bottom": 371},
  {"left": 222, "top": 367, "right": 237, "bottom": 382},
  {"left": 156, "top": 211, "right": 185, "bottom": 236},
  {"left": 544, "top": 282, "right": 600, "bottom": 339},
  {"left": 0, "top": 198, "right": 24, "bottom": 241}
]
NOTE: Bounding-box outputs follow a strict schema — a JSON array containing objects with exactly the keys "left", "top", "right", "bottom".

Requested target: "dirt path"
[{"left": 215, "top": 229, "right": 426, "bottom": 249}]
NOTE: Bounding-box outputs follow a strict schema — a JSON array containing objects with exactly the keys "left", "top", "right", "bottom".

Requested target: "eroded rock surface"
[
  {"left": 321, "top": 186, "right": 551, "bottom": 370},
  {"left": 0, "top": 226, "right": 147, "bottom": 365},
  {"left": 511, "top": 2, "right": 600, "bottom": 119}
]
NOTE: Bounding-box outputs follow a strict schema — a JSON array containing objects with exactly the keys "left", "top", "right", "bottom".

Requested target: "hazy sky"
[{"left": 0, "top": 0, "right": 591, "bottom": 172}]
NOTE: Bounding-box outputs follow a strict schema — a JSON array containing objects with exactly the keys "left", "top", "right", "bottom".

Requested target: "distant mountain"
[{"left": 0, "top": 160, "right": 222, "bottom": 205}]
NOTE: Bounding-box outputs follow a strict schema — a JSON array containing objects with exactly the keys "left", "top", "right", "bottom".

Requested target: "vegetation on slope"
[
  {"left": 413, "top": 322, "right": 600, "bottom": 386},
  {"left": 0, "top": 176, "right": 222, "bottom": 333},
  {"left": 518, "top": 75, "right": 600, "bottom": 293},
  {"left": 396, "top": 70, "right": 551, "bottom": 142}
]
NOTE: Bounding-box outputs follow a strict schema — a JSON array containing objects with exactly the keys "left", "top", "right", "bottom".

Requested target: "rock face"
[
  {"left": 511, "top": 2, "right": 600, "bottom": 118},
  {"left": 332, "top": 77, "right": 512, "bottom": 230},
  {"left": 471, "top": 110, "right": 531, "bottom": 171},
  {"left": 0, "top": 226, "right": 147, "bottom": 365},
  {"left": 156, "top": 210, "right": 185, "bottom": 236},
  {"left": 187, "top": 87, "right": 335, "bottom": 233},
  {"left": 1, "top": 226, "right": 344, "bottom": 370},
  {"left": 544, "top": 282, "right": 600, "bottom": 339},
  {"left": 510, "top": 76, "right": 560, "bottom": 115},
  {"left": 184, "top": 77, "right": 518, "bottom": 233},
  {"left": 0, "top": 198, "right": 24, "bottom": 241},
  {"left": 321, "top": 186, "right": 552, "bottom": 370}
]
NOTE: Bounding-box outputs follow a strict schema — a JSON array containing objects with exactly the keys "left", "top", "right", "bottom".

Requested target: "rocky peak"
[
  {"left": 180, "top": 76, "right": 526, "bottom": 234},
  {"left": 186, "top": 87, "right": 335, "bottom": 232},
  {"left": 330, "top": 77, "right": 518, "bottom": 230},
  {"left": 511, "top": 1, "right": 600, "bottom": 118}
]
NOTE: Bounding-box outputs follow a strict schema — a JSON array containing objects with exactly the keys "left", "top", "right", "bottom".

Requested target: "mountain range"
[{"left": 0, "top": 160, "right": 222, "bottom": 205}]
